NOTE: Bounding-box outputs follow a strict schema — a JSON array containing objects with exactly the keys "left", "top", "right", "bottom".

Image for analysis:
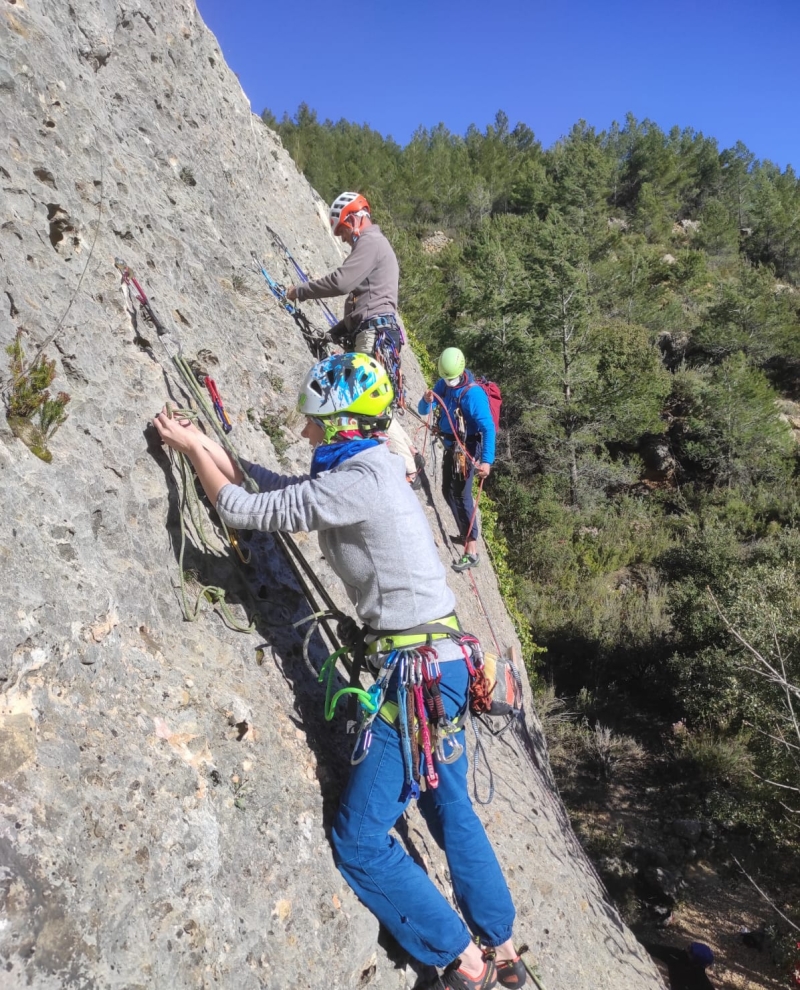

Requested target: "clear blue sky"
[{"left": 196, "top": 0, "right": 799, "bottom": 170}]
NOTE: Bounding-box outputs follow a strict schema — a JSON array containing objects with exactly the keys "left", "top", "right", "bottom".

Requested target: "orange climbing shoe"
[
  {"left": 434, "top": 956, "right": 497, "bottom": 989},
  {"left": 494, "top": 955, "right": 526, "bottom": 988}
]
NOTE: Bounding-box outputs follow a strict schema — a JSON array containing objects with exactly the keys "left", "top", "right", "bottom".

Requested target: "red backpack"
[{"left": 462, "top": 377, "right": 502, "bottom": 431}]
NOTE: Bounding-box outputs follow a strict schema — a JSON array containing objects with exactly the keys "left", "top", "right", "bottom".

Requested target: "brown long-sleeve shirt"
[{"left": 295, "top": 224, "right": 399, "bottom": 331}]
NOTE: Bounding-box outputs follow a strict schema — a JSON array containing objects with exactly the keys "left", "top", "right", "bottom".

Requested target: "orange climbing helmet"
[{"left": 329, "top": 192, "right": 371, "bottom": 235}]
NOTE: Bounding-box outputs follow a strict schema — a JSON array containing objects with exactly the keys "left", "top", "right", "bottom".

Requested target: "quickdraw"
[
  {"left": 250, "top": 251, "right": 329, "bottom": 360},
  {"left": 114, "top": 257, "right": 168, "bottom": 337},
  {"left": 265, "top": 223, "right": 339, "bottom": 329},
  {"left": 201, "top": 375, "right": 232, "bottom": 434}
]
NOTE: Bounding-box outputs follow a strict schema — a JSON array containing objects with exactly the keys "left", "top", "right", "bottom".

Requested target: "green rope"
[
  {"left": 166, "top": 406, "right": 254, "bottom": 633},
  {"left": 318, "top": 648, "right": 377, "bottom": 721}
]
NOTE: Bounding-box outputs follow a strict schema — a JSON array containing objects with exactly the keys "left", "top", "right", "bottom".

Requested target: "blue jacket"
[{"left": 417, "top": 371, "right": 496, "bottom": 464}]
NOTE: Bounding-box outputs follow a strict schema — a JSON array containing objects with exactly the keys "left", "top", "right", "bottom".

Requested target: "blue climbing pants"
[
  {"left": 442, "top": 440, "right": 481, "bottom": 542},
  {"left": 330, "top": 642, "right": 515, "bottom": 967}
]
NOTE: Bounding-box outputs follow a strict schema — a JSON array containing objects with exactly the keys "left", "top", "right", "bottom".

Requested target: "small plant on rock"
[
  {"left": 259, "top": 413, "right": 290, "bottom": 458},
  {"left": 4, "top": 332, "right": 70, "bottom": 462}
]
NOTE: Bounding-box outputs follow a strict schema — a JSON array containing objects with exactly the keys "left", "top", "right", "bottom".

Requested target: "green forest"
[{"left": 263, "top": 105, "right": 800, "bottom": 863}]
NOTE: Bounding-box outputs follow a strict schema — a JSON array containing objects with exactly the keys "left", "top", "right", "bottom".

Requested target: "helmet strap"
[
  {"left": 321, "top": 414, "right": 359, "bottom": 444},
  {"left": 319, "top": 412, "right": 391, "bottom": 443}
]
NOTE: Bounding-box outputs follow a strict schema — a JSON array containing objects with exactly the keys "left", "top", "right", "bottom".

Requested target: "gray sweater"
[
  {"left": 295, "top": 224, "right": 399, "bottom": 331},
  {"left": 216, "top": 444, "right": 455, "bottom": 632}
]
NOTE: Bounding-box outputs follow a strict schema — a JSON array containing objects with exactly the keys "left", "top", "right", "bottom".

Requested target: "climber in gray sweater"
[
  {"left": 153, "top": 352, "right": 522, "bottom": 990},
  {"left": 286, "top": 191, "right": 423, "bottom": 487}
]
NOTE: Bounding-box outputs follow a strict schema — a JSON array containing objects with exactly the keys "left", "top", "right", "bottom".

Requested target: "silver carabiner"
[
  {"left": 435, "top": 732, "right": 464, "bottom": 765},
  {"left": 350, "top": 726, "right": 373, "bottom": 765}
]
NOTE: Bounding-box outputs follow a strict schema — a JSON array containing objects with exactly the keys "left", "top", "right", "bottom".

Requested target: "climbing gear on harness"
[
  {"left": 373, "top": 324, "right": 405, "bottom": 409},
  {"left": 479, "top": 651, "right": 524, "bottom": 722},
  {"left": 297, "top": 353, "right": 393, "bottom": 423},
  {"left": 250, "top": 251, "right": 329, "bottom": 360},
  {"left": 435, "top": 956, "right": 497, "bottom": 990},
  {"left": 329, "top": 191, "right": 370, "bottom": 235},
  {"left": 453, "top": 552, "right": 480, "bottom": 572},
  {"left": 361, "top": 313, "right": 406, "bottom": 346},
  {"left": 453, "top": 443, "right": 469, "bottom": 480},
  {"left": 438, "top": 346, "right": 466, "bottom": 380},
  {"left": 332, "top": 314, "right": 405, "bottom": 410}
]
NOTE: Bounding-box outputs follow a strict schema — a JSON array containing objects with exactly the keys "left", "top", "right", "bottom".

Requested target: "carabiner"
[
  {"left": 350, "top": 726, "right": 373, "bottom": 765},
  {"left": 435, "top": 733, "right": 464, "bottom": 765}
]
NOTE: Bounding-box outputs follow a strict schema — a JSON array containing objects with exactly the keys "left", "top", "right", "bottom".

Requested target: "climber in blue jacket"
[{"left": 419, "top": 347, "right": 496, "bottom": 572}]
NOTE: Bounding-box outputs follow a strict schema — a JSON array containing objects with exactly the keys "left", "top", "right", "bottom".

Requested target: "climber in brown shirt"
[{"left": 286, "top": 192, "right": 424, "bottom": 486}]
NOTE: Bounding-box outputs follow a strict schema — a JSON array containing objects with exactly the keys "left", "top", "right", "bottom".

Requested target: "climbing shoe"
[
  {"left": 452, "top": 553, "right": 479, "bottom": 572},
  {"left": 493, "top": 956, "right": 526, "bottom": 988},
  {"left": 435, "top": 956, "right": 497, "bottom": 989},
  {"left": 408, "top": 471, "right": 424, "bottom": 490},
  {"left": 414, "top": 451, "right": 426, "bottom": 472}
]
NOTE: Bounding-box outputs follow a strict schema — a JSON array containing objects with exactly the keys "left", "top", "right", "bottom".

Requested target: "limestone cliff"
[{"left": 0, "top": 2, "right": 665, "bottom": 988}]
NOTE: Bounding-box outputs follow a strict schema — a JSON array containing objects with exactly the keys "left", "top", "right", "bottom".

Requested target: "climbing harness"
[
  {"left": 250, "top": 251, "right": 329, "bottom": 360},
  {"left": 316, "top": 612, "right": 506, "bottom": 802},
  {"left": 264, "top": 222, "right": 339, "bottom": 329}
]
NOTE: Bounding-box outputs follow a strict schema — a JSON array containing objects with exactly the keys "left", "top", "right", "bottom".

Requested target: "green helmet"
[{"left": 438, "top": 347, "right": 465, "bottom": 380}]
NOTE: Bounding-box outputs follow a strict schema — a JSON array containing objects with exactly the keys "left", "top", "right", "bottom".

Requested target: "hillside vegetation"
[{"left": 264, "top": 106, "right": 800, "bottom": 861}]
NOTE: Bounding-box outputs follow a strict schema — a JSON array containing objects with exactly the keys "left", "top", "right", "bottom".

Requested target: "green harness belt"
[{"left": 365, "top": 612, "right": 461, "bottom": 655}]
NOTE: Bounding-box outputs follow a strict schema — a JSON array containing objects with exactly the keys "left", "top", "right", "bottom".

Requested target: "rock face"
[{"left": 0, "top": 3, "right": 665, "bottom": 989}]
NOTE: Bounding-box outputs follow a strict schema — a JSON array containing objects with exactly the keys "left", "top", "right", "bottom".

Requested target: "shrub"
[
  {"left": 4, "top": 332, "right": 70, "bottom": 462},
  {"left": 580, "top": 722, "right": 646, "bottom": 781}
]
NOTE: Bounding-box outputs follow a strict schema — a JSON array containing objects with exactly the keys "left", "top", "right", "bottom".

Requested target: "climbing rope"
[{"left": 168, "top": 406, "right": 254, "bottom": 632}]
